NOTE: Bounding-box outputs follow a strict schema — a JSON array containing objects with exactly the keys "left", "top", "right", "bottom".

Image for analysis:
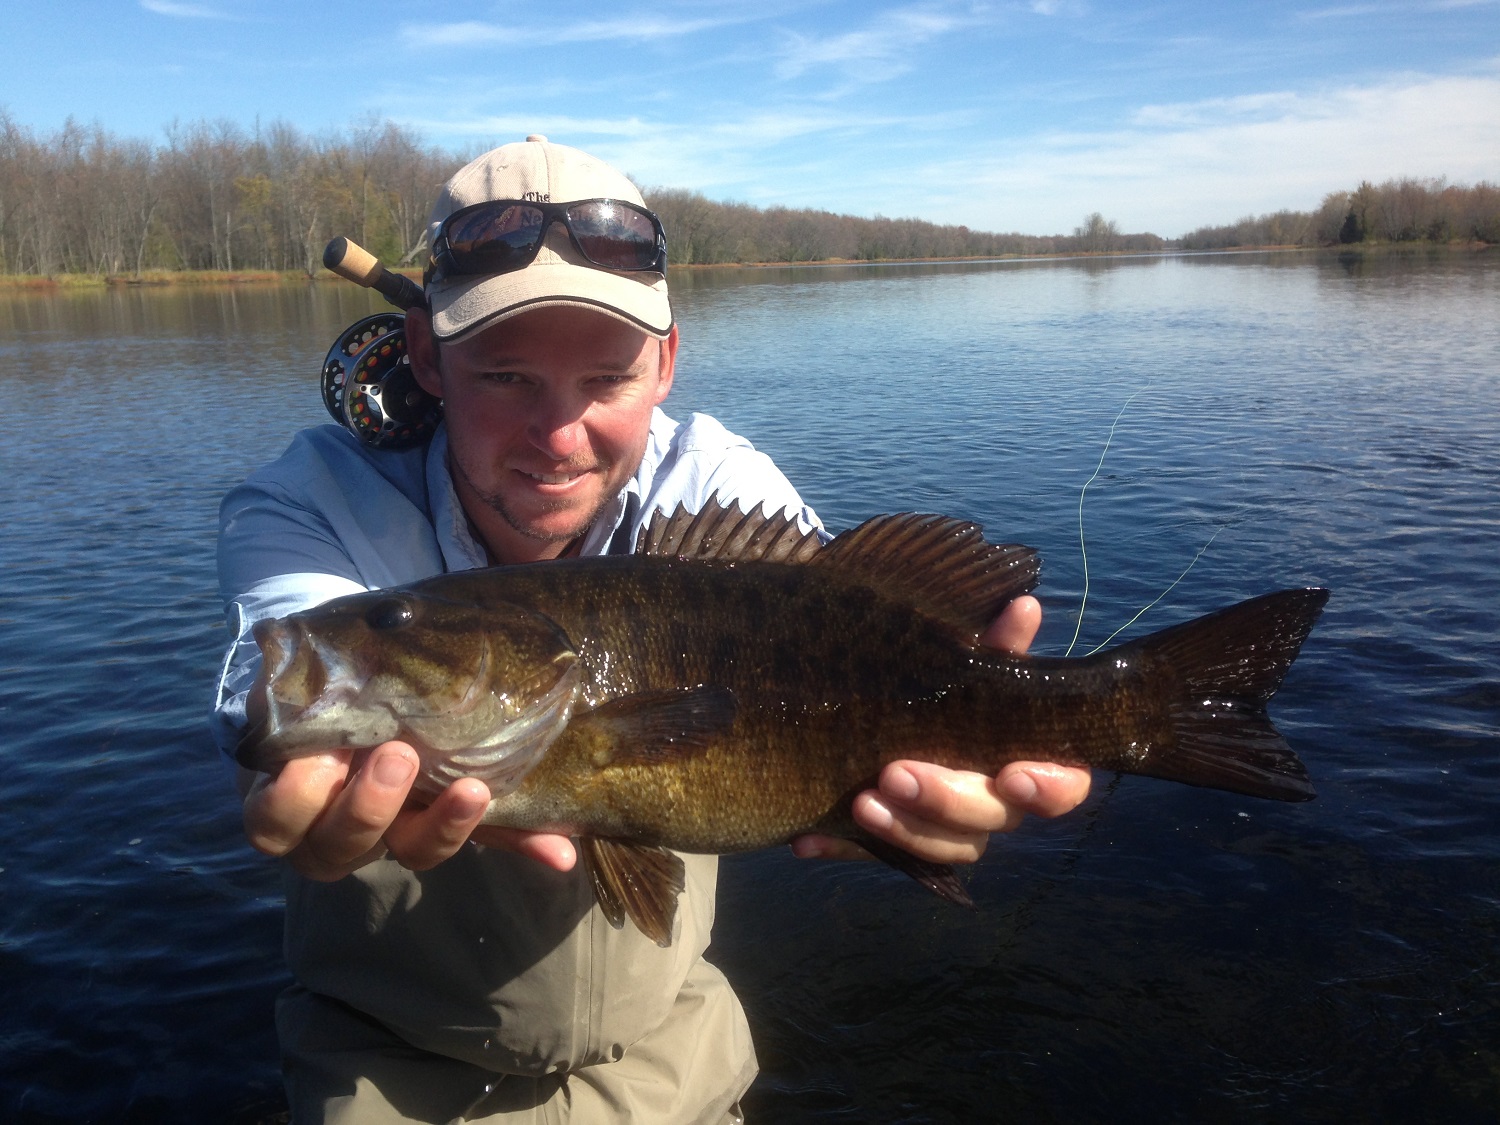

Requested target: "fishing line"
[
  {"left": 1081, "top": 525, "right": 1225, "bottom": 655},
  {"left": 1064, "top": 391, "right": 1143, "bottom": 657}
]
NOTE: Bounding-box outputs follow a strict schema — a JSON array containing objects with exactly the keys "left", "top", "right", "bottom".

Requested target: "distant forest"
[
  {"left": 1178, "top": 180, "right": 1500, "bottom": 249},
  {"left": 1, "top": 112, "right": 1494, "bottom": 278}
]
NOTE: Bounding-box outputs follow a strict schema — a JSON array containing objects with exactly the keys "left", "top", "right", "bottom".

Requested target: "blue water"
[{"left": 2, "top": 251, "right": 1497, "bottom": 1122}]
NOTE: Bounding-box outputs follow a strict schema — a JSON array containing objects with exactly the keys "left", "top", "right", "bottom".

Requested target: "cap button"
[{"left": 526, "top": 134, "right": 548, "bottom": 143}]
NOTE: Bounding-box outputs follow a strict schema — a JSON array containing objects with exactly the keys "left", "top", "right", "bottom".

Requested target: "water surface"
[{"left": 2, "top": 250, "right": 1497, "bottom": 1122}]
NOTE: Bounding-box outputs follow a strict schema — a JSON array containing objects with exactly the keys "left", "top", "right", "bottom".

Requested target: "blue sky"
[{"left": 4, "top": 1, "right": 1498, "bottom": 236}]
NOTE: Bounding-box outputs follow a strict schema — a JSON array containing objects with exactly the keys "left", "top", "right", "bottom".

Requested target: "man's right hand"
[{"left": 240, "top": 742, "right": 578, "bottom": 881}]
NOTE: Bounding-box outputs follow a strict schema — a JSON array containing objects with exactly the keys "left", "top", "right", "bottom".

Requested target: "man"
[{"left": 215, "top": 135, "right": 1091, "bottom": 1123}]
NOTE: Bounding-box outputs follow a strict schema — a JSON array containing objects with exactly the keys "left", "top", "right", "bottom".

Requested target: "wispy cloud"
[
  {"left": 773, "top": 4, "right": 981, "bottom": 81},
  {"left": 400, "top": 103, "right": 971, "bottom": 202},
  {"left": 1298, "top": 0, "right": 1497, "bottom": 17},
  {"left": 402, "top": 15, "right": 748, "bottom": 49},
  {"left": 139, "top": 0, "right": 229, "bottom": 17}
]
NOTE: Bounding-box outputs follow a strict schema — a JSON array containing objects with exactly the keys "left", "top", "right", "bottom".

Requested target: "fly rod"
[{"left": 323, "top": 236, "right": 426, "bottom": 311}]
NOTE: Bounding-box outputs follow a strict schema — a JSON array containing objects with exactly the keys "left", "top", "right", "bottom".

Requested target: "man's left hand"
[{"left": 789, "top": 595, "right": 1093, "bottom": 864}]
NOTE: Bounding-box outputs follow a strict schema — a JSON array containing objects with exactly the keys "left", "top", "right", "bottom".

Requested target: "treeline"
[
  {"left": 0, "top": 112, "right": 1167, "bottom": 277},
  {"left": 1180, "top": 178, "right": 1500, "bottom": 250},
  {"left": 646, "top": 193, "right": 1164, "bottom": 263},
  {"left": 0, "top": 111, "right": 458, "bottom": 276},
  {"left": 7, "top": 111, "right": 1491, "bottom": 278}
]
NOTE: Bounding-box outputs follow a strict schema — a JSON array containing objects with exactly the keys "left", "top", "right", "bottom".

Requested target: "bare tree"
[{"left": 1073, "top": 212, "right": 1121, "bottom": 253}]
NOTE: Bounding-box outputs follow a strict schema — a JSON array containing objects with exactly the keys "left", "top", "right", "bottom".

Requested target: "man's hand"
[
  {"left": 790, "top": 595, "right": 1093, "bottom": 864},
  {"left": 240, "top": 744, "right": 577, "bottom": 881}
]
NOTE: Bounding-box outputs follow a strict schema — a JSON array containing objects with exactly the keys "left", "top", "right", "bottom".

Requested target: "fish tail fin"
[{"left": 1121, "top": 587, "right": 1329, "bottom": 802}]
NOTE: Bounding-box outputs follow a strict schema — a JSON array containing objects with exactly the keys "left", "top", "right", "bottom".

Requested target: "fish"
[{"left": 237, "top": 497, "right": 1329, "bottom": 945}]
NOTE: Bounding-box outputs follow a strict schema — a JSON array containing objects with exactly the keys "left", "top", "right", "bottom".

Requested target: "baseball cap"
[{"left": 424, "top": 135, "right": 673, "bottom": 341}]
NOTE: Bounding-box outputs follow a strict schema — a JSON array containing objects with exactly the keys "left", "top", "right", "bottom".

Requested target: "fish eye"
[{"left": 365, "top": 597, "right": 416, "bottom": 631}]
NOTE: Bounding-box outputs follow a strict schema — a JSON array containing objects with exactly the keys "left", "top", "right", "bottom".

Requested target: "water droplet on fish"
[
  {"left": 1236, "top": 812, "right": 1249, "bottom": 818},
  {"left": 128, "top": 838, "right": 142, "bottom": 845}
]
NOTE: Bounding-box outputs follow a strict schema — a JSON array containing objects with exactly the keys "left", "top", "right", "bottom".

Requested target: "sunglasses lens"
[
  {"left": 447, "top": 204, "right": 547, "bottom": 265},
  {"left": 567, "top": 202, "right": 661, "bottom": 270}
]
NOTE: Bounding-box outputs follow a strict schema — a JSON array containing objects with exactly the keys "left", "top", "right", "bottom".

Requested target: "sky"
[{"left": 4, "top": 1, "right": 1499, "bottom": 236}]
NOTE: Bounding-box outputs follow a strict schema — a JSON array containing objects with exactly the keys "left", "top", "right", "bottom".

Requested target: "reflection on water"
[{"left": 2, "top": 250, "right": 1497, "bottom": 1123}]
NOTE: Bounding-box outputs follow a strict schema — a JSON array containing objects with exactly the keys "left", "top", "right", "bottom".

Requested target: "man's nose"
[{"left": 526, "top": 395, "right": 587, "bottom": 459}]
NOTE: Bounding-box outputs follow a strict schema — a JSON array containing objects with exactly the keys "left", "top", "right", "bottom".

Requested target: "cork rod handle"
[{"left": 323, "top": 237, "right": 426, "bottom": 311}]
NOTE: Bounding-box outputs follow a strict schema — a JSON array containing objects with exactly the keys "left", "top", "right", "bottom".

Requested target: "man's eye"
[{"left": 481, "top": 371, "right": 523, "bottom": 384}]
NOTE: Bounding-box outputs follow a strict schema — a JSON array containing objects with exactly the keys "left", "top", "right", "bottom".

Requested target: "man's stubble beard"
[{"left": 450, "top": 451, "right": 618, "bottom": 545}]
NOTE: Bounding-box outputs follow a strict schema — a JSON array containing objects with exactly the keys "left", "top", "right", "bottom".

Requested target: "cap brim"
[{"left": 429, "top": 253, "right": 672, "bottom": 343}]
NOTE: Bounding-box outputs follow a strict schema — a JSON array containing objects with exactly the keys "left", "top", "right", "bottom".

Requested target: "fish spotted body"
[{"left": 239, "top": 499, "right": 1328, "bottom": 944}]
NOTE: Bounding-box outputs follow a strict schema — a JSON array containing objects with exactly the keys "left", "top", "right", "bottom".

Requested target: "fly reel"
[
  {"left": 321, "top": 313, "right": 442, "bottom": 450},
  {"left": 319, "top": 237, "right": 439, "bottom": 450}
]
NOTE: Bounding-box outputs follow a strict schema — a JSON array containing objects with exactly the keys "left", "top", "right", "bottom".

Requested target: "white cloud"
[
  {"left": 1298, "top": 0, "right": 1498, "bottom": 16},
  {"left": 912, "top": 71, "right": 1500, "bottom": 235},
  {"left": 139, "top": 0, "right": 229, "bottom": 17},
  {"left": 402, "top": 15, "right": 747, "bottom": 49}
]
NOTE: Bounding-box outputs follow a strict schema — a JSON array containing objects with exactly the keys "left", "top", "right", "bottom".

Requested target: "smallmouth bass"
[{"left": 238, "top": 499, "right": 1329, "bottom": 945}]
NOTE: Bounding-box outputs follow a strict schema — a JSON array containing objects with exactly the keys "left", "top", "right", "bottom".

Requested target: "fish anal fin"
[
  {"left": 580, "top": 837, "right": 685, "bottom": 947},
  {"left": 857, "top": 835, "right": 975, "bottom": 909},
  {"left": 635, "top": 494, "right": 822, "bottom": 563},
  {"left": 571, "top": 686, "right": 737, "bottom": 767},
  {"left": 815, "top": 513, "right": 1041, "bottom": 635}
]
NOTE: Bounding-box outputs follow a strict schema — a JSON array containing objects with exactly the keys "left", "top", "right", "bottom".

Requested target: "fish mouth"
[
  {"left": 235, "top": 617, "right": 385, "bottom": 769},
  {"left": 257, "top": 618, "right": 362, "bottom": 722}
]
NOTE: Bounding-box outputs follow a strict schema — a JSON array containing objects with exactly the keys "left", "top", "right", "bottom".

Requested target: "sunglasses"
[{"left": 428, "top": 198, "right": 669, "bottom": 284}]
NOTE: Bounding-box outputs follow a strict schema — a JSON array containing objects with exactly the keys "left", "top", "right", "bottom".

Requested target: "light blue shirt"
[{"left": 213, "top": 408, "right": 822, "bottom": 756}]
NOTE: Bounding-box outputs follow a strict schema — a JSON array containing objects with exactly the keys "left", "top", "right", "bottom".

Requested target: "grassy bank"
[
  {"left": 1, "top": 241, "right": 1488, "bottom": 293},
  {"left": 0, "top": 266, "right": 429, "bottom": 291}
]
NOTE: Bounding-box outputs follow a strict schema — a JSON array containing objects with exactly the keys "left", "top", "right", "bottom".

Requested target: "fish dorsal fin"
[
  {"left": 813, "top": 513, "right": 1040, "bottom": 636},
  {"left": 635, "top": 494, "right": 822, "bottom": 563},
  {"left": 580, "top": 837, "right": 685, "bottom": 947}
]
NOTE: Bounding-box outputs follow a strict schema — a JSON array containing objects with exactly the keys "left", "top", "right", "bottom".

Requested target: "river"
[{"left": 1, "top": 249, "right": 1497, "bottom": 1122}]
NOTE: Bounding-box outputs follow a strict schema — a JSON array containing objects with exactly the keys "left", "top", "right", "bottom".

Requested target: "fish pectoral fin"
[
  {"left": 857, "top": 835, "right": 975, "bottom": 909},
  {"left": 580, "top": 837, "right": 685, "bottom": 947},
  {"left": 570, "top": 686, "right": 737, "bottom": 766}
]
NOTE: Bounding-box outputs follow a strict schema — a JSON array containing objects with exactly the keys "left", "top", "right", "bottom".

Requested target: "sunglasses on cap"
[{"left": 427, "top": 198, "right": 668, "bottom": 284}]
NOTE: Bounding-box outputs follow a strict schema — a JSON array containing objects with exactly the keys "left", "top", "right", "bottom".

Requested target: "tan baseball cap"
[{"left": 424, "top": 135, "right": 672, "bottom": 341}]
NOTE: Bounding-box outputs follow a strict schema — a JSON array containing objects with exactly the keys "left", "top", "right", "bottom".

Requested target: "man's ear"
[
  {"left": 653, "top": 324, "right": 679, "bottom": 405},
  {"left": 405, "top": 307, "right": 444, "bottom": 399}
]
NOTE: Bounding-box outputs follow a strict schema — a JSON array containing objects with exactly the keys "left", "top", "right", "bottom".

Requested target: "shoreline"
[{"left": 0, "top": 241, "right": 1487, "bottom": 291}]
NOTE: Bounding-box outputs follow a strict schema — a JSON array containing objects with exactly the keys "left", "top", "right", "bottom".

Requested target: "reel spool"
[{"left": 321, "top": 314, "right": 442, "bottom": 450}]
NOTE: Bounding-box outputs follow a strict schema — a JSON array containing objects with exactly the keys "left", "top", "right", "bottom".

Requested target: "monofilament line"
[
  {"left": 1083, "top": 525, "right": 1225, "bottom": 656},
  {"left": 1065, "top": 392, "right": 1142, "bottom": 658}
]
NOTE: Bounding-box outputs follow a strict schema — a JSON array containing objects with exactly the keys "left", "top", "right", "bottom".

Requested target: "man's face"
[{"left": 409, "top": 304, "right": 677, "bottom": 564}]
